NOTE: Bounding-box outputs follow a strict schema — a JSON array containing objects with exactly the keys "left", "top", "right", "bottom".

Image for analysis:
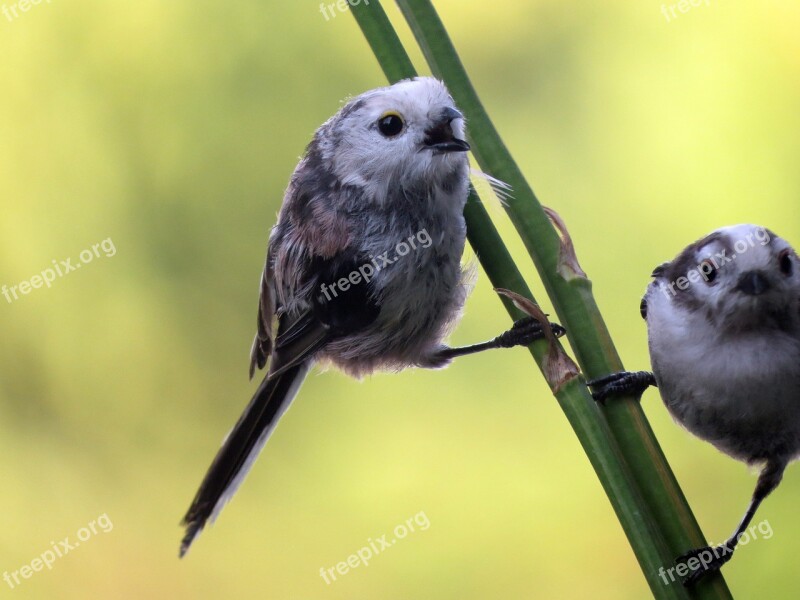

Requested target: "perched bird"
[
  {"left": 590, "top": 224, "right": 800, "bottom": 585},
  {"left": 180, "top": 77, "right": 564, "bottom": 556}
]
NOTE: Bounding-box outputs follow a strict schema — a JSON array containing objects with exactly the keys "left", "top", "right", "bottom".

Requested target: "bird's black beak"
[
  {"left": 424, "top": 107, "right": 470, "bottom": 153},
  {"left": 737, "top": 271, "right": 771, "bottom": 296}
]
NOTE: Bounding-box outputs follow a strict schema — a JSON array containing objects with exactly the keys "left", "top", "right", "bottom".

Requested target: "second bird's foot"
[
  {"left": 586, "top": 370, "right": 655, "bottom": 404},
  {"left": 674, "top": 544, "right": 734, "bottom": 586}
]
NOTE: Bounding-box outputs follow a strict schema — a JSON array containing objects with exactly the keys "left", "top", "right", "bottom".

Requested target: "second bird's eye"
[
  {"left": 701, "top": 260, "right": 718, "bottom": 283},
  {"left": 377, "top": 113, "right": 405, "bottom": 137},
  {"left": 779, "top": 250, "right": 793, "bottom": 276}
]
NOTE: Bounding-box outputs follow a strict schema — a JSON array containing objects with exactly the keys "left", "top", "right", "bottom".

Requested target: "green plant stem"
[
  {"left": 389, "top": 0, "right": 732, "bottom": 597},
  {"left": 350, "top": 3, "right": 731, "bottom": 598}
]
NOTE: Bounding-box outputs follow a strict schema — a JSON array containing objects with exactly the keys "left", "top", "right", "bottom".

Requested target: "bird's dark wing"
[
  {"left": 263, "top": 250, "right": 382, "bottom": 376},
  {"left": 249, "top": 152, "right": 364, "bottom": 378}
]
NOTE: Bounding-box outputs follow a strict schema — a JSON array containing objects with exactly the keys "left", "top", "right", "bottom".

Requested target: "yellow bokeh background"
[{"left": 1, "top": 1, "right": 798, "bottom": 598}]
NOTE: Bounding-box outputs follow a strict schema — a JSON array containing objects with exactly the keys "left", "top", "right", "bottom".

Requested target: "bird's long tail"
[{"left": 180, "top": 362, "right": 310, "bottom": 557}]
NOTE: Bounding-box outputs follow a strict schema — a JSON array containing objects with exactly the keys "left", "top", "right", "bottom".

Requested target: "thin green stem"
[
  {"left": 350, "top": 2, "right": 729, "bottom": 598},
  {"left": 390, "top": 0, "right": 732, "bottom": 598}
]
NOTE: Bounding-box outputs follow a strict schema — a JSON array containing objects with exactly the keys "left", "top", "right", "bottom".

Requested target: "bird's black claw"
[
  {"left": 495, "top": 317, "right": 566, "bottom": 348},
  {"left": 586, "top": 371, "right": 655, "bottom": 404},
  {"left": 675, "top": 544, "right": 734, "bottom": 587}
]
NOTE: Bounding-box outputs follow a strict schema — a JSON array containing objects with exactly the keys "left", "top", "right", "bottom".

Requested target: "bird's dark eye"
[
  {"left": 700, "top": 260, "right": 718, "bottom": 284},
  {"left": 779, "top": 249, "right": 793, "bottom": 276},
  {"left": 377, "top": 112, "right": 405, "bottom": 137}
]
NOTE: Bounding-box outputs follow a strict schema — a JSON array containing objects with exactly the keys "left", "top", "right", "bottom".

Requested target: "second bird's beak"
[
  {"left": 424, "top": 107, "right": 470, "bottom": 154},
  {"left": 737, "top": 271, "right": 771, "bottom": 296}
]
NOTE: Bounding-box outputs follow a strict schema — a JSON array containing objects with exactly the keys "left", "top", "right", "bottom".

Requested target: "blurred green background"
[{"left": 1, "top": 0, "right": 798, "bottom": 598}]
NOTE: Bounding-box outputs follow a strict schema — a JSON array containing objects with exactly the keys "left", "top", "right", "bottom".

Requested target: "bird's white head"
[
  {"left": 311, "top": 77, "right": 470, "bottom": 202},
  {"left": 657, "top": 224, "right": 799, "bottom": 332}
]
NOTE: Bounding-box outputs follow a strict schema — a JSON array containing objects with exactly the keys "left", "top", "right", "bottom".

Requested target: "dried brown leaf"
[
  {"left": 543, "top": 206, "right": 588, "bottom": 281},
  {"left": 495, "top": 288, "right": 580, "bottom": 393}
]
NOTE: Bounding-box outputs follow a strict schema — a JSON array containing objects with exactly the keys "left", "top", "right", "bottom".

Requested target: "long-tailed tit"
[
  {"left": 589, "top": 224, "right": 800, "bottom": 585},
  {"left": 180, "top": 77, "right": 564, "bottom": 556}
]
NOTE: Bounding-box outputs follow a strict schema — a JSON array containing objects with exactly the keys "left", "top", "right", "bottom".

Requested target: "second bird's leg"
[{"left": 676, "top": 458, "right": 787, "bottom": 586}]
